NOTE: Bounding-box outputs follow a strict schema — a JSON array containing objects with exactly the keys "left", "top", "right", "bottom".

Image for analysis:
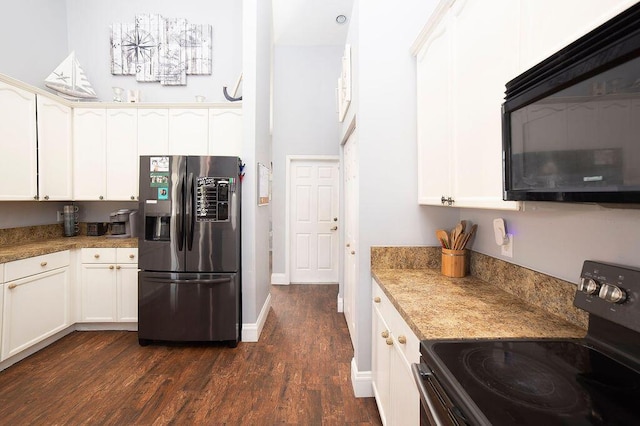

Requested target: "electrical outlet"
[
  {"left": 56, "top": 211, "right": 64, "bottom": 223},
  {"left": 501, "top": 234, "right": 513, "bottom": 258}
]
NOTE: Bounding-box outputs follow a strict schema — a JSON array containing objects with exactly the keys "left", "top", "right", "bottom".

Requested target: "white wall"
[
  {"left": 241, "top": 0, "right": 272, "bottom": 326},
  {"left": 65, "top": 0, "right": 242, "bottom": 102},
  {"left": 0, "top": 0, "right": 69, "bottom": 88},
  {"left": 346, "top": 0, "right": 453, "bottom": 374},
  {"left": 271, "top": 45, "right": 342, "bottom": 276}
]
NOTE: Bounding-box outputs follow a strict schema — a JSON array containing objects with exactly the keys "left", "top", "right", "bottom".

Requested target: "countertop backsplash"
[{"left": 371, "top": 246, "right": 588, "bottom": 330}]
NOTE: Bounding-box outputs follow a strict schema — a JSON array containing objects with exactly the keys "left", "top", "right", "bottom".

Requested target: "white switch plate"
[
  {"left": 56, "top": 211, "right": 64, "bottom": 222},
  {"left": 501, "top": 234, "right": 513, "bottom": 258}
]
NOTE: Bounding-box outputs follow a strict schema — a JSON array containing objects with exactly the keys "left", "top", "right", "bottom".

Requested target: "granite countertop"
[
  {"left": 372, "top": 267, "right": 587, "bottom": 341},
  {"left": 0, "top": 236, "right": 138, "bottom": 263}
]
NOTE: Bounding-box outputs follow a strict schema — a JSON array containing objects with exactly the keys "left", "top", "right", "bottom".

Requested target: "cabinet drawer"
[
  {"left": 81, "top": 248, "right": 116, "bottom": 264},
  {"left": 116, "top": 248, "right": 138, "bottom": 264},
  {"left": 5, "top": 251, "right": 70, "bottom": 282}
]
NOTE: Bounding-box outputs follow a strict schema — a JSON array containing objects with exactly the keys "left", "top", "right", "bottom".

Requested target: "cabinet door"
[
  {"left": 80, "top": 264, "right": 117, "bottom": 322},
  {"left": 2, "top": 268, "right": 69, "bottom": 360},
  {"left": 416, "top": 16, "right": 452, "bottom": 205},
  {"left": 37, "top": 96, "right": 73, "bottom": 201},
  {"left": 138, "top": 109, "right": 169, "bottom": 155},
  {"left": 106, "top": 109, "right": 138, "bottom": 201},
  {"left": 169, "top": 109, "right": 209, "bottom": 155},
  {"left": 0, "top": 82, "right": 37, "bottom": 201},
  {"left": 371, "top": 303, "right": 391, "bottom": 425},
  {"left": 74, "top": 108, "right": 107, "bottom": 200},
  {"left": 117, "top": 264, "right": 138, "bottom": 322},
  {"left": 450, "top": 0, "right": 520, "bottom": 210},
  {"left": 208, "top": 108, "right": 242, "bottom": 156},
  {"left": 390, "top": 346, "right": 420, "bottom": 426}
]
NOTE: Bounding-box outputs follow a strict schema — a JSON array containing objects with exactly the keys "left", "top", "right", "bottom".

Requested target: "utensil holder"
[{"left": 441, "top": 248, "right": 467, "bottom": 278}]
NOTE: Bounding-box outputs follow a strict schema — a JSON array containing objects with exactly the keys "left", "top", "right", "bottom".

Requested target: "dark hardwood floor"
[{"left": 0, "top": 284, "right": 381, "bottom": 425}]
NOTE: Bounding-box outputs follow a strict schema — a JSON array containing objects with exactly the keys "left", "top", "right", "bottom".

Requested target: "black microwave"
[{"left": 502, "top": 3, "right": 640, "bottom": 203}]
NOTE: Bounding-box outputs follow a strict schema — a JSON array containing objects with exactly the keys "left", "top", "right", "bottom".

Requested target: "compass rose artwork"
[{"left": 110, "top": 14, "right": 212, "bottom": 86}]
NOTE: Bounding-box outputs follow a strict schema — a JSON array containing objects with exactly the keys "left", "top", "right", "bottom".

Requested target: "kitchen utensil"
[{"left": 436, "top": 230, "right": 450, "bottom": 249}]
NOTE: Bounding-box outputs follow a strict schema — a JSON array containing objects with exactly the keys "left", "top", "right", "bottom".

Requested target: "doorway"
[{"left": 286, "top": 156, "right": 340, "bottom": 284}]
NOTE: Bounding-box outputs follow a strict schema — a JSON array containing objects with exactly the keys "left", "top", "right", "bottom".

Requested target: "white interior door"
[
  {"left": 343, "top": 130, "right": 358, "bottom": 344},
  {"left": 290, "top": 159, "right": 339, "bottom": 283}
]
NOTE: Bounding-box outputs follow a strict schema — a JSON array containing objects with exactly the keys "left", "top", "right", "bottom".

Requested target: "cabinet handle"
[
  {"left": 398, "top": 335, "right": 407, "bottom": 344},
  {"left": 44, "top": 195, "right": 50, "bottom": 200},
  {"left": 129, "top": 254, "right": 135, "bottom": 259},
  {"left": 381, "top": 330, "right": 389, "bottom": 339},
  {"left": 109, "top": 265, "right": 115, "bottom": 270},
  {"left": 441, "top": 196, "right": 454, "bottom": 206},
  {"left": 374, "top": 296, "right": 381, "bottom": 303},
  {"left": 116, "top": 265, "right": 121, "bottom": 270},
  {"left": 8, "top": 283, "right": 17, "bottom": 290},
  {"left": 33, "top": 195, "right": 39, "bottom": 200},
  {"left": 99, "top": 195, "right": 104, "bottom": 200},
  {"left": 94, "top": 254, "right": 100, "bottom": 259},
  {"left": 40, "top": 261, "right": 48, "bottom": 267},
  {"left": 386, "top": 338, "right": 394, "bottom": 346}
]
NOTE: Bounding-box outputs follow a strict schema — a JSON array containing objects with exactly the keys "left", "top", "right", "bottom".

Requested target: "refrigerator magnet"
[{"left": 158, "top": 187, "right": 169, "bottom": 200}]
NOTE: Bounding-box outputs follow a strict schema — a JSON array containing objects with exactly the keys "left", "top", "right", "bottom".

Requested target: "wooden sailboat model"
[{"left": 45, "top": 52, "right": 97, "bottom": 100}]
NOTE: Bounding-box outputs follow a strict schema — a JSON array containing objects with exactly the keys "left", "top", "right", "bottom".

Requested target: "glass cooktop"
[{"left": 427, "top": 340, "right": 640, "bottom": 425}]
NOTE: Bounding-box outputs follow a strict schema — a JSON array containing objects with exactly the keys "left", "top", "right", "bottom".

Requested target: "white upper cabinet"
[
  {"left": 208, "top": 108, "right": 242, "bottom": 156},
  {"left": 168, "top": 109, "right": 209, "bottom": 155},
  {"left": 37, "top": 96, "right": 73, "bottom": 201},
  {"left": 106, "top": 109, "right": 138, "bottom": 201},
  {"left": 0, "top": 81, "right": 37, "bottom": 201},
  {"left": 414, "top": 0, "right": 520, "bottom": 210},
  {"left": 73, "top": 108, "right": 107, "bottom": 200},
  {"left": 138, "top": 109, "right": 169, "bottom": 155}
]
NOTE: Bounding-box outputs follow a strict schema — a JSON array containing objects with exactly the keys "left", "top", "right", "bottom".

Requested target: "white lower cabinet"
[
  {"left": 2, "top": 252, "right": 70, "bottom": 361},
  {"left": 80, "top": 248, "right": 138, "bottom": 322},
  {"left": 371, "top": 278, "right": 420, "bottom": 426}
]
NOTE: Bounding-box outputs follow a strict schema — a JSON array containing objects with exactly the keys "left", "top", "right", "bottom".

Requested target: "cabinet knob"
[
  {"left": 116, "top": 265, "right": 121, "bottom": 270},
  {"left": 129, "top": 254, "right": 135, "bottom": 259},
  {"left": 130, "top": 195, "right": 135, "bottom": 200},
  {"left": 99, "top": 195, "right": 104, "bottom": 200},
  {"left": 33, "top": 195, "right": 39, "bottom": 200},
  {"left": 398, "top": 335, "right": 407, "bottom": 344},
  {"left": 386, "top": 338, "right": 394, "bottom": 346},
  {"left": 374, "top": 296, "right": 381, "bottom": 303},
  {"left": 94, "top": 254, "right": 100, "bottom": 259},
  {"left": 44, "top": 195, "right": 50, "bottom": 200},
  {"left": 346, "top": 243, "right": 350, "bottom": 247},
  {"left": 381, "top": 330, "right": 389, "bottom": 339},
  {"left": 8, "top": 283, "right": 17, "bottom": 290},
  {"left": 109, "top": 265, "right": 115, "bottom": 270},
  {"left": 351, "top": 250, "right": 355, "bottom": 255},
  {"left": 40, "top": 261, "right": 48, "bottom": 267}
]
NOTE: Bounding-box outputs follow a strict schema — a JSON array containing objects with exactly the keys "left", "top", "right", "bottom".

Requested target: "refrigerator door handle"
[
  {"left": 177, "top": 175, "right": 185, "bottom": 251},
  {"left": 187, "top": 172, "right": 195, "bottom": 251},
  {"left": 145, "top": 277, "right": 233, "bottom": 285}
]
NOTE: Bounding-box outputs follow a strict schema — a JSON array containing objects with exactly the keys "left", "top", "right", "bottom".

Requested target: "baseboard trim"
[
  {"left": 75, "top": 323, "right": 138, "bottom": 331},
  {"left": 350, "top": 357, "right": 374, "bottom": 397},
  {"left": 337, "top": 295, "right": 344, "bottom": 313},
  {"left": 241, "top": 292, "right": 272, "bottom": 342},
  {"left": 271, "top": 273, "right": 289, "bottom": 285}
]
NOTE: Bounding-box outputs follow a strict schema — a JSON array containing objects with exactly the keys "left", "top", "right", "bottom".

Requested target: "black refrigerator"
[{"left": 137, "top": 155, "right": 241, "bottom": 347}]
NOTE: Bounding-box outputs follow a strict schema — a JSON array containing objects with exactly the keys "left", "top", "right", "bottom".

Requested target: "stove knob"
[
  {"left": 578, "top": 277, "right": 600, "bottom": 295},
  {"left": 598, "top": 284, "right": 627, "bottom": 304}
]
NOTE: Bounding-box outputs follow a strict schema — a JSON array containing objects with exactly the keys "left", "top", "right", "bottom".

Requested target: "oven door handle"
[{"left": 412, "top": 363, "right": 453, "bottom": 426}]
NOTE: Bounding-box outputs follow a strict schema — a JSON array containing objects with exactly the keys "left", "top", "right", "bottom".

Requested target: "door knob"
[
  {"left": 331, "top": 226, "right": 338, "bottom": 231},
  {"left": 351, "top": 250, "right": 355, "bottom": 255}
]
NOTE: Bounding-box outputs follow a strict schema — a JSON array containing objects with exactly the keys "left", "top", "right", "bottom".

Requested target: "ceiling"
[{"left": 272, "top": 0, "right": 354, "bottom": 46}]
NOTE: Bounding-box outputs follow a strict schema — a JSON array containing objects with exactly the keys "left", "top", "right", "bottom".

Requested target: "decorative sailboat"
[{"left": 45, "top": 51, "right": 97, "bottom": 100}]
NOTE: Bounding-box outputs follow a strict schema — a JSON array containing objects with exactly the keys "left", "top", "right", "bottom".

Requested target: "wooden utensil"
[{"left": 436, "top": 229, "right": 450, "bottom": 249}]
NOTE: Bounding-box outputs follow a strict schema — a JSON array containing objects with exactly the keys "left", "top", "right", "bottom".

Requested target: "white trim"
[
  {"left": 410, "top": 0, "right": 454, "bottom": 55},
  {"left": 350, "top": 357, "right": 374, "bottom": 397},
  {"left": 241, "top": 292, "right": 272, "bottom": 342},
  {"left": 340, "top": 115, "right": 357, "bottom": 146},
  {"left": 285, "top": 155, "right": 341, "bottom": 284},
  {"left": 337, "top": 295, "right": 344, "bottom": 313},
  {"left": 271, "top": 272, "right": 289, "bottom": 285},
  {"left": 75, "top": 323, "right": 138, "bottom": 331}
]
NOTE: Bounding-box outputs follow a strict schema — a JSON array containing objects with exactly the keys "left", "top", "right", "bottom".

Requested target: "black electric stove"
[{"left": 413, "top": 261, "right": 640, "bottom": 425}]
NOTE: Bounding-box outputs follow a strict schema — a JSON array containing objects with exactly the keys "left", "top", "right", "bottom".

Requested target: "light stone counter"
[
  {"left": 371, "top": 246, "right": 587, "bottom": 342},
  {"left": 0, "top": 236, "right": 137, "bottom": 264}
]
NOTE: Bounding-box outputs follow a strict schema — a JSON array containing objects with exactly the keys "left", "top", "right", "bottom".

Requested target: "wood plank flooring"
[{"left": 0, "top": 284, "right": 382, "bottom": 425}]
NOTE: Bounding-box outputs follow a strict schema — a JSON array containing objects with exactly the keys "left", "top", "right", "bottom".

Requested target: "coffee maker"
[{"left": 108, "top": 209, "right": 138, "bottom": 238}]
